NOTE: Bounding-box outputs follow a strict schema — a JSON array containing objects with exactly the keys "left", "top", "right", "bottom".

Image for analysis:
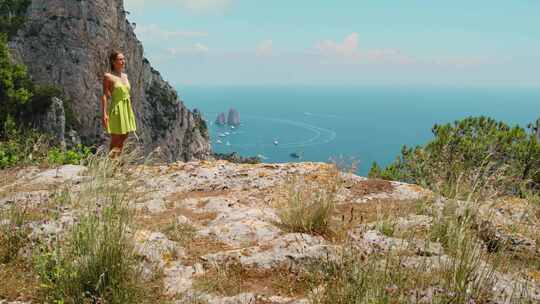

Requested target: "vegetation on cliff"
[
  {"left": 369, "top": 116, "right": 540, "bottom": 200},
  {"left": 1, "top": 23, "right": 89, "bottom": 168},
  {"left": 0, "top": 0, "right": 30, "bottom": 39}
]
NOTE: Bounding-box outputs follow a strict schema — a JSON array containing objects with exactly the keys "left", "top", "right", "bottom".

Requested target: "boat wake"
[{"left": 205, "top": 112, "right": 336, "bottom": 149}]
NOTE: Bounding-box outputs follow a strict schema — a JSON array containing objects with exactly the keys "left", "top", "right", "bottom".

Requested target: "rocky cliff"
[
  {"left": 8, "top": 0, "right": 211, "bottom": 161},
  {"left": 1, "top": 160, "right": 540, "bottom": 302}
]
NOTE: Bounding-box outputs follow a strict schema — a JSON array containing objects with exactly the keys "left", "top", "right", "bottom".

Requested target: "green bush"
[
  {"left": 0, "top": 121, "right": 92, "bottom": 169},
  {"left": 0, "top": 0, "right": 31, "bottom": 39},
  {"left": 1, "top": 33, "right": 68, "bottom": 138},
  {"left": 0, "top": 33, "right": 33, "bottom": 138},
  {"left": 370, "top": 116, "right": 540, "bottom": 199},
  {"left": 46, "top": 144, "right": 92, "bottom": 167}
]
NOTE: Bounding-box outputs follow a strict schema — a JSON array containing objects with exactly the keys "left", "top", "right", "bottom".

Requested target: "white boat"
[
  {"left": 257, "top": 154, "right": 268, "bottom": 160},
  {"left": 224, "top": 132, "right": 230, "bottom": 135},
  {"left": 230, "top": 126, "right": 235, "bottom": 129},
  {"left": 273, "top": 140, "right": 279, "bottom": 145},
  {"left": 218, "top": 133, "right": 227, "bottom": 137},
  {"left": 216, "top": 139, "right": 223, "bottom": 144},
  {"left": 226, "top": 141, "right": 231, "bottom": 146}
]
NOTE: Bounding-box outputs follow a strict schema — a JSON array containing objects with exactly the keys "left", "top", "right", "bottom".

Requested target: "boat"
[
  {"left": 273, "top": 139, "right": 279, "bottom": 145},
  {"left": 290, "top": 152, "right": 301, "bottom": 159},
  {"left": 218, "top": 133, "right": 227, "bottom": 137},
  {"left": 226, "top": 141, "right": 231, "bottom": 146},
  {"left": 216, "top": 139, "right": 223, "bottom": 144}
]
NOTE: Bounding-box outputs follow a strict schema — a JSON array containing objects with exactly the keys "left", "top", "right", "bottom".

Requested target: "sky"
[{"left": 124, "top": 0, "right": 540, "bottom": 87}]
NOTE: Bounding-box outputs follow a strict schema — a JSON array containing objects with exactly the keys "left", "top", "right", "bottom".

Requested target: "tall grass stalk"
[
  {"left": 276, "top": 165, "right": 341, "bottom": 236},
  {"left": 0, "top": 204, "right": 30, "bottom": 263},
  {"left": 35, "top": 148, "right": 144, "bottom": 304}
]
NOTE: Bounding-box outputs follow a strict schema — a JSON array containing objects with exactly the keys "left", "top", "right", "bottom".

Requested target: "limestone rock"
[
  {"left": 536, "top": 118, "right": 540, "bottom": 142},
  {"left": 198, "top": 197, "right": 282, "bottom": 247},
  {"left": 33, "top": 165, "right": 87, "bottom": 184},
  {"left": 32, "top": 97, "right": 66, "bottom": 147},
  {"left": 163, "top": 262, "right": 204, "bottom": 296},
  {"left": 202, "top": 233, "right": 339, "bottom": 269},
  {"left": 227, "top": 108, "right": 240, "bottom": 126},
  {"left": 216, "top": 112, "right": 226, "bottom": 125},
  {"left": 134, "top": 230, "right": 185, "bottom": 269}
]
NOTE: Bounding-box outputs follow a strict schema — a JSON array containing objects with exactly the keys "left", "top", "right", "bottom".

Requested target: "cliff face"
[{"left": 8, "top": 0, "right": 211, "bottom": 161}]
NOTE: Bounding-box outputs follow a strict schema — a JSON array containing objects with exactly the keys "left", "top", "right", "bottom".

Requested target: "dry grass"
[
  {"left": 193, "top": 262, "right": 311, "bottom": 298},
  {"left": 182, "top": 236, "right": 233, "bottom": 265},
  {"left": 0, "top": 257, "right": 40, "bottom": 301},
  {"left": 273, "top": 164, "right": 342, "bottom": 238},
  {"left": 32, "top": 146, "right": 171, "bottom": 304},
  {"left": 164, "top": 190, "right": 231, "bottom": 204},
  {"left": 136, "top": 207, "right": 217, "bottom": 232}
]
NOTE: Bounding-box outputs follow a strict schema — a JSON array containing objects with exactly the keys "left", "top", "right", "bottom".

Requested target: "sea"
[{"left": 180, "top": 86, "right": 540, "bottom": 176}]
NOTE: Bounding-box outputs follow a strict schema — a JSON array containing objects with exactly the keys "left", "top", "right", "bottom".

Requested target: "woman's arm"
[{"left": 101, "top": 74, "right": 111, "bottom": 129}]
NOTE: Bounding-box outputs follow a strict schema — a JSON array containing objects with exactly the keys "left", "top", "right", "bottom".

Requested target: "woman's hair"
[{"left": 109, "top": 50, "right": 122, "bottom": 71}]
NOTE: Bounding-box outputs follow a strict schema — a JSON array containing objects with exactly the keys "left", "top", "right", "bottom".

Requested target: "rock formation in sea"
[
  {"left": 227, "top": 108, "right": 240, "bottom": 126},
  {"left": 215, "top": 112, "right": 226, "bottom": 125},
  {"left": 536, "top": 117, "right": 540, "bottom": 142},
  {"left": 8, "top": 0, "right": 211, "bottom": 161}
]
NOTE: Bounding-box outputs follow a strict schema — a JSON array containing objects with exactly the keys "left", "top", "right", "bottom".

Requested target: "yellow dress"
[{"left": 107, "top": 81, "right": 137, "bottom": 135}]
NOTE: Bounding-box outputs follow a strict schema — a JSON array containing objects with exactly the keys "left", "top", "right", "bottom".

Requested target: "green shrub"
[
  {"left": 0, "top": 0, "right": 31, "bottom": 39},
  {"left": 372, "top": 116, "right": 540, "bottom": 199},
  {"left": 25, "top": 84, "right": 62, "bottom": 115},
  {"left": 0, "top": 122, "right": 92, "bottom": 169},
  {"left": 46, "top": 144, "right": 92, "bottom": 166},
  {"left": 0, "top": 122, "right": 51, "bottom": 169},
  {"left": 1, "top": 32, "right": 71, "bottom": 138},
  {"left": 0, "top": 33, "right": 33, "bottom": 138}
]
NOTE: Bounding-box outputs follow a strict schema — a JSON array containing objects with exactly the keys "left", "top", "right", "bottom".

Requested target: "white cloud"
[
  {"left": 194, "top": 43, "right": 210, "bottom": 53},
  {"left": 315, "top": 33, "right": 414, "bottom": 64},
  {"left": 180, "top": 0, "right": 231, "bottom": 13},
  {"left": 167, "top": 43, "right": 210, "bottom": 56},
  {"left": 256, "top": 40, "right": 273, "bottom": 57},
  {"left": 316, "top": 33, "right": 360, "bottom": 57},
  {"left": 125, "top": 0, "right": 232, "bottom": 14},
  {"left": 136, "top": 24, "right": 208, "bottom": 41}
]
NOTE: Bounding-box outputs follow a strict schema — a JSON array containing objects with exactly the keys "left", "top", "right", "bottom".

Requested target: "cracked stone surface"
[{"left": 2, "top": 160, "right": 540, "bottom": 303}]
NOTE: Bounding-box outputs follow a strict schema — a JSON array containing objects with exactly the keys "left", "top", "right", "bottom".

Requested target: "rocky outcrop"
[
  {"left": 2, "top": 161, "right": 540, "bottom": 302},
  {"left": 215, "top": 112, "right": 226, "bottom": 125},
  {"left": 227, "top": 108, "right": 240, "bottom": 126},
  {"left": 8, "top": 0, "right": 211, "bottom": 161},
  {"left": 33, "top": 97, "right": 65, "bottom": 147},
  {"left": 536, "top": 118, "right": 540, "bottom": 142}
]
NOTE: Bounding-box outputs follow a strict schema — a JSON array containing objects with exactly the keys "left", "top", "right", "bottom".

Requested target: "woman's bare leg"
[
  {"left": 109, "top": 134, "right": 124, "bottom": 158},
  {"left": 117, "top": 134, "right": 128, "bottom": 154}
]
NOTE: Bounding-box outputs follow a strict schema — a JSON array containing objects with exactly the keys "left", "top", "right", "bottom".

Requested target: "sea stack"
[
  {"left": 227, "top": 108, "right": 240, "bottom": 126},
  {"left": 536, "top": 118, "right": 540, "bottom": 142},
  {"left": 216, "top": 112, "right": 226, "bottom": 125}
]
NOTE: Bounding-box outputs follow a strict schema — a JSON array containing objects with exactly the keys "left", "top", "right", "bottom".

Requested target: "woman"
[{"left": 101, "top": 51, "right": 137, "bottom": 158}]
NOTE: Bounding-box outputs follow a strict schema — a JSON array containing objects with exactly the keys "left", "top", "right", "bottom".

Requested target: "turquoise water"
[{"left": 181, "top": 86, "right": 540, "bottom": 175}]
